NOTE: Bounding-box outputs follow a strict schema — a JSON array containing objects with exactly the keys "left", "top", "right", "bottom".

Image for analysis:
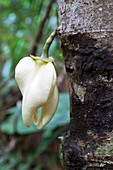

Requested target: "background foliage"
[{"left": 0, "top": 0, "right": 69, "bottom": 169}]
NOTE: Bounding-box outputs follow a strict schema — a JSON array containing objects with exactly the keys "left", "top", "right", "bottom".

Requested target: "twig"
[
  {"left": 30, "top": 0, "right": 55, "bottom": 55},
  {"left": 2, "top": 91, "right": 21, "bottom": 111},
  {"left": 0, "top": 74, "right": 13, "bottom": 89}
]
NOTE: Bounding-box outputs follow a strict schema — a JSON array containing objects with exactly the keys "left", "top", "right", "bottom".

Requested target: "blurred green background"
[{"left": 0, "top": 0, "right": 70, "bottom": 169}]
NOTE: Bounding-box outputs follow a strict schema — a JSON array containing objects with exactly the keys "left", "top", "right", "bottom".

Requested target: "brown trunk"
[{"left": 57, "top": 0, "right": 113, "bottom": 169}]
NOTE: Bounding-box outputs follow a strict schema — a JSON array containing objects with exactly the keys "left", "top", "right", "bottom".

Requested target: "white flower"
[{"left": 15, "top": 56, "right": 59, "bottom": 129}]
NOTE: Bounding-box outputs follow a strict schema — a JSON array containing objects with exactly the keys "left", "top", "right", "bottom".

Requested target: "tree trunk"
[{"left": 57, "top": 0, "right": 113, "bottom": 169}]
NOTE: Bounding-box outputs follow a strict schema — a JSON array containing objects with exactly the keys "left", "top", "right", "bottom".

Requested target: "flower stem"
[{"left": 41, "top": 30, "right": 56, "bottom": 59}]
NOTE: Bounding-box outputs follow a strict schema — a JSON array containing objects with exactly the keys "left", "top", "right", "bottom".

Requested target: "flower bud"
[{"left": 15, "top": 56, "right": 59, "bottom": 129}]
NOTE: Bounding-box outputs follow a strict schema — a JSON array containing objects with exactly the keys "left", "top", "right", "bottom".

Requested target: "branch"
[
  {"left": 30, "top": 0, "right": 55, "bottom": 55},
  {"left": 0, "top": 74, "right": 13, "bottom": 89}
]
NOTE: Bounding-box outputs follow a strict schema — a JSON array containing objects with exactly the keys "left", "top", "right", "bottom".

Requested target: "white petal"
[
  {"left": 15, "top": 57, "right": 36, "bottom": 95},
  {"left": 22, "top": 62, "right": 55, "bottom": 127},
  {"left": 22, "top": 99, "right": 38, "bottom": 127},
  {"left": 32, "top": 111, "right": 38, "bottom": 125},
  {"left": 38, "top": 85, "right": 59, "bottom": 129}
]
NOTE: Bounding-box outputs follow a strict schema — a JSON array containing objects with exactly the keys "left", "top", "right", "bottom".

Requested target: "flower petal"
[
  {"left": 32, "top": 111, "right": 38, "bottom": 125},
  {"left": 15, "top": 57, "right": 36, "bottom": 95},
  {"left": 22, "top": 100, "right": 38, "bottom": 127},
  {"left": 38, "top": 85, "right": 59, "bottom": 129},
  {"left": 22, "top": 62, "right": 55, "bottom": 127}
]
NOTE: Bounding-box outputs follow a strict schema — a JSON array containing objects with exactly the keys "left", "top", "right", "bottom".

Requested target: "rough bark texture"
[{"left": 57, "top": 0, "right": 113, "bottom": 169}]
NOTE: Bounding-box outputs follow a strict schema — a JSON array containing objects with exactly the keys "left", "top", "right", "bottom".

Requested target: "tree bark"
[{"left": 57, "top": 0, "right": 113, "bottom": 169}]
